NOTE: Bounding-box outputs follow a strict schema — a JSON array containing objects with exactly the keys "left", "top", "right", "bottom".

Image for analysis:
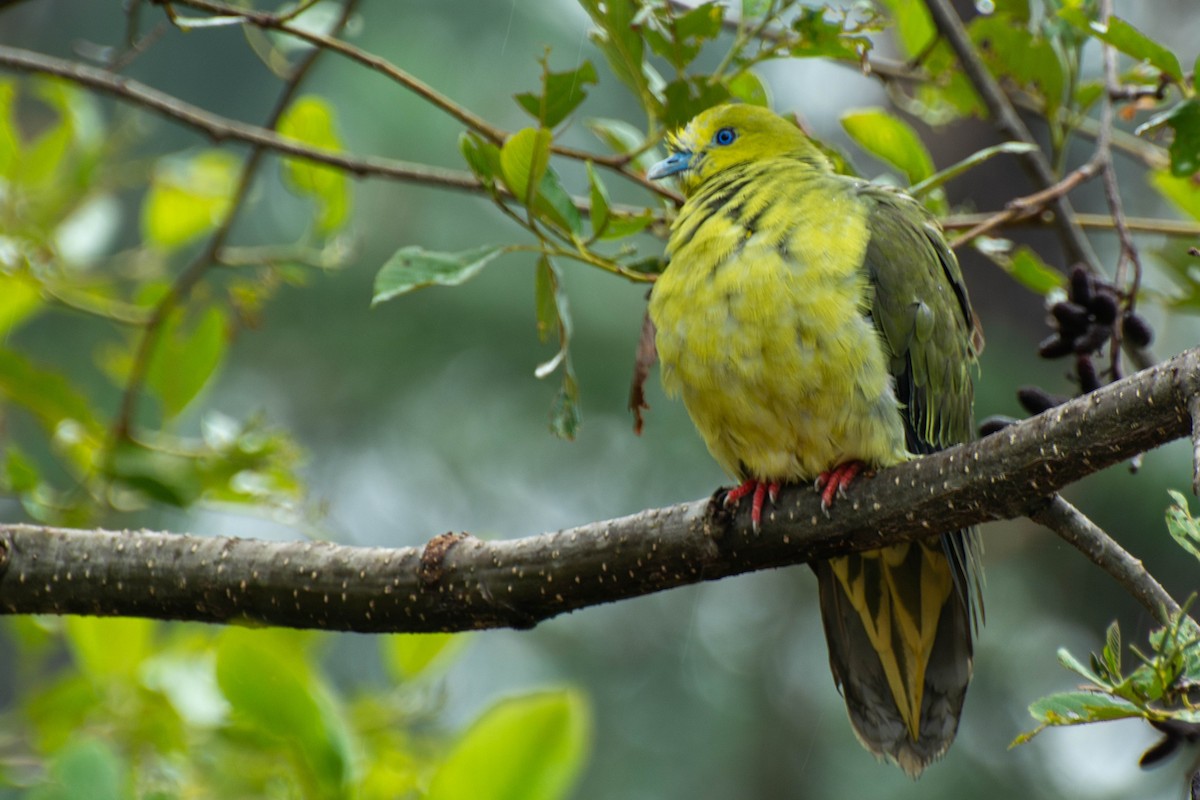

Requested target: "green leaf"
[
  {"left": 107, "top": 439, "right": 204, "bottom": 506},
  {"left": 459, "top": 131, "right": 503, "bottom": 185},
  {"left": 975, "top": 242, "right": 1066, "bottom": 294},
  {"left": 876, "top": 0, "right": 935, "bottom": 58},
  {"left": 533, "top": 167, "right": 582, "bottom": 235},
  {"left": 643, "top": 2, "right": 723, "bottom": 70},
  {"left": 727, "top": 71, "right": 769, "bottom": 107},
  {"left": 1056, "top": 646, "right": 1107, "bottom": 687},
  {"left": 840, "top": 107, "right": 934, "bottom": 184},
  {"left": 145, "top": 305, "right": 228, "bottom": 420},
  {"left": 585, "top": 162, "right": 610, "bottom": 238},
  {"left": 0, "top": 271, "right": 43, "bottom": 336},
  {"left": 0, "top": 82, "right": 19, "bottom": 178},
  {"left": 0, "top": 348, "right": 103, "bottom": 445},
  {"left": 216, "top": 628, "right": 351, "bottom": 791},
  {"left": 584, "top": 117, "right": 652, "bottom": 169},
  {"left": 1136, "top": 99, "right": 1200, "bottom": 177},
  {"left": 969, "top": 15, "right": 1065, "bottom": 121},
  {"left": 788, "top": 5, "right": 876, "bottom": 61},
  {"left": 549, "top": 373, "right": 581, "bottom": 440},
  {"left": 578, "top": 0, "right": 659, "bottom": 116},
  {"left": 277, "top": 95, "right": 350, "bottom": 234},
  {"left": 662, "top": 76, "right": 732, "bottom": 130},
  {"left": 141, "top": 150, "right": 238, "bottom": 251},
  {"left": 372, "top": 245, "right": 507, "bottom": 305},
  {"left": 1013, "top": 691, "right": 1144, "bottom": 745},
  {"left": 383, "top": 633, "right": 469, "bottom": 682},
  {"left": 1149, "top": 170, "right": 1200, "bottom": 220},
  {"left": 534, "top": 256, "right": 560, "bottom": 345},
  {"left": 500, "top": 127, "right": 553, "bottom": 203},
  {"left": 3, "top": 445, "right": 39, "bottom": 493},
  {"left": 1166, "top": 489, "right": 1200, "bottom": 563},
  {"left": 426, "top": 690, "right": 591, "bottom": 800},
  {"left": 598, "top": 210, "right": 656, "bottom": 240},
  {"left": 1058, "top": 10, "right": 1184, "bottom": 82},
  {"left": 64, "top": 617, "right": 156, "bottom": 681},
  {"left": 28, "top": 738, "right": 126, "bottom": 800},
  {"left": 515, "top": 58, "right": 598, "bottom": 129}
]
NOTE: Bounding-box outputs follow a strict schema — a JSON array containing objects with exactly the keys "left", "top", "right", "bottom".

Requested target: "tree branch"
[
  {"left": 1030, "top": 494, "right": 1181, "bottom": 623},
  {"left": 0, "top": 45, "right": 483, "bottom": 190},
  {"left": 923, "top": 0, "right": 1102, "bottom": 272},
  {"left": 2, "top": 347, "right": 1199, "bottom": 632}
]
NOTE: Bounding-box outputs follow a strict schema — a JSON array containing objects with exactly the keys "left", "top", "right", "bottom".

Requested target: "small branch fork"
[{"left": 2, "top": 347, "right": 1199, "bottom": 632}]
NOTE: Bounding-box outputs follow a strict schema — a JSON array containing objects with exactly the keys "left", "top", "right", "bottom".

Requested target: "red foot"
[
  {"left": 723, "top": 479, "right": 780, "bottom": 531},
  {"left": 815, "top": 461, "right": 866, "bottom": 510}
]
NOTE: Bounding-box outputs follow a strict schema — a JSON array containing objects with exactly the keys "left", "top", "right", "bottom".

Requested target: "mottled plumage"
[{"left": 646, "top": 105, "right": 983, "bottom": 776}]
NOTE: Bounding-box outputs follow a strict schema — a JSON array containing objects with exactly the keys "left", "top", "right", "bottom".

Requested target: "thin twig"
[
  {"left": 1096, "top": 0, "right": 1144, "bottom": 309},
  {"left": 941, "top": 212, "right": 1200, "bottom": 237},
  {"left": 948, "top": 160, "right": 1102, "bottom": 249},
  {"left": 162, "top": 0, "right": 680, "bottom": 203},
  {"left": 114, "top": 0, "right": 360, "bottom": 437},
  {"left": 922, "top": 0, "right": 1102, "bottom": 273},
  {"left": 1030, "top": 494, "right": 1182, "bottom": 624}
]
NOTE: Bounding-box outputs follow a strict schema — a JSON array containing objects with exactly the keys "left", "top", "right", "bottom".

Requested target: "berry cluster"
[{"left": 979, "top": 266, "right": 1154, "bottom": 437}]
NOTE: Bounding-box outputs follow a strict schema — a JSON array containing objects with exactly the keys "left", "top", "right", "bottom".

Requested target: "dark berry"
[
  {"left": 1122, "top": 312, "right": 1154, "bottom": 347},
  {"left": 1051, "top": 301, "right": 1090, "bottom": 336},
  {"left": 1069, "top": 265, "right": 1093, "bottom": 306},
  {"left": 1038, "top": 333, "right": 1073, "bottom": 359},
  {"left": 1090, "top": 289, "right": 1119, "bottom": 325},
  {"left": 1074, "top": 323, "right": 1112, "bottom": 355},
  {"left": 978, "top": 415, "right": 1018, "bottom": 436},
  {"left": 1018, "top": 385, "right": 1067, "bottom": 415},
  {"left": 1077, "top": 356, "right": 1101, "bottom": 393}
]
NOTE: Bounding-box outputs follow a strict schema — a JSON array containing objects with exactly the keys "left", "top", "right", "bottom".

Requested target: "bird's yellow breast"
[{"left": 649, "top": 164, "right": 908, "bottom": 481}]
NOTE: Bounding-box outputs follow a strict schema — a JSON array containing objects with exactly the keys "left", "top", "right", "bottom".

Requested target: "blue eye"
[{"left": 714, "top": 127, "right": 736, "bottom": 146}]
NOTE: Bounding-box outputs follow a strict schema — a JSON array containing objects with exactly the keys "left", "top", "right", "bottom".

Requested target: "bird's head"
[{"left": 647, "top": 104, "right": 828, "bottom": 194}]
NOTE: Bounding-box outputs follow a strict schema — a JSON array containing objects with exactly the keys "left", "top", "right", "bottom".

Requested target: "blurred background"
[{"left": 2, "top": 0, "right": 1200, "bottom": 797}]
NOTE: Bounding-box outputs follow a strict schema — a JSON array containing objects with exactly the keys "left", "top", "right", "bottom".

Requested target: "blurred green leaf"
[
  {"left": 3, "top": 445, "right": 40, "bottom": 493},
  {"left": 598, "top": 210, "right": 656, "bottom": 240},
  {"left": 578, "top": 0, "right": 660, "bottom": 116},
  {"left": 1166, "top": 489, "right": 1200, "bottom": 563},
  {"left": 727, "top": 71, "right": 769, "bottom": 106},
  {"left": 585, "top": 161, "right": 610, "bottom": 238},
  {"left": 643, "top": 2, "right": 723, "bottom": 71},
  {"left": 0, "top": 81, "right": 18, "bottom": 177},
  {"left": 534, "top": 256, "right": 560, "bottom": 344},
  {"left": 145, "top": 305, "right": 228, "bottom": 420},
  {"left": 662, "top": 76, "right": 731, "bottom": 129},
  {"left": 278, "top": 95, "right": 351, "bottom": 234},
  {"left": 1149, "top": 170, "right": 1200, "bottom": 220},
  {"left": 65, "top": 617, "right": 156, "bottom": 682},
  {"left": 216, "top": 628, "right": 351, "bottom": 792},
  {"left": 1136, "top": 99, "right": 1200, "bottom": 177},
  {"left": 27, "top": 737, "right": 126, "bottom": 800},
  {"left": 0, "top": 271, "right": 43, "bottom": 336},
  {"left": 585, "top": 117, "right": 648, "bottom": 163},
  {"left": 427, "top": 690, "right": 590, "bottom": 800},
  {"left": 459, "top": 131, "right": 503, "bottom": 186},
  {"left": 787, "top": 5, "right": 876, "bottom": 61},
  {"left": 372, "top": 245, "right": 507, "bottom": 305},
  {"left": 0, "top": 348, "right": 103, "bottom": 443},
  {"left": 840, "top": 107, "right": 934, "bottom": 184},
  {"left": 141, "top": 150, "right": 238, "bottom": 251},
  {"left": 549, "top": 372, "right": 582, "bottom": 440},
  {"left": 515, "top": 58, "right": 598, "bottom": 129},
  {"left": 975, "top": 242, "right": 1066, "bottom": 294},
  {"left": 876, "top": 0, "right": 934, "bottom": 57},
  {"left": 500, "top": 127, "right": 553, "bottom": 203},
  {"left": 383, "top": 633, "right": 469, "bottom": 682},
  {"left": 108, "top": 439, "right": 204, "bottom": 506},
  {"left": 970, "top": 15, "right": 1064, "bottom": 121},
  {"left": 1058, "top": 10, "right": 1183, "bottom": 83}
]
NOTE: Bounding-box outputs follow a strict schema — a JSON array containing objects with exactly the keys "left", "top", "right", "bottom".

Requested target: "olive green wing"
[{"left": 814, "top": 182, "right": 983, "bottom": 775}]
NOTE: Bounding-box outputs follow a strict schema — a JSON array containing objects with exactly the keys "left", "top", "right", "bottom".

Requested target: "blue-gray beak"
[{"left": 646, "top": 151, "right": 692, "bottom": 180}]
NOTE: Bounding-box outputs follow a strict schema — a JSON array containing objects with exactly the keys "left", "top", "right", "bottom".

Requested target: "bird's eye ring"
[{"left": 714, "top": 127, "right": 736, "bottom": 146}]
